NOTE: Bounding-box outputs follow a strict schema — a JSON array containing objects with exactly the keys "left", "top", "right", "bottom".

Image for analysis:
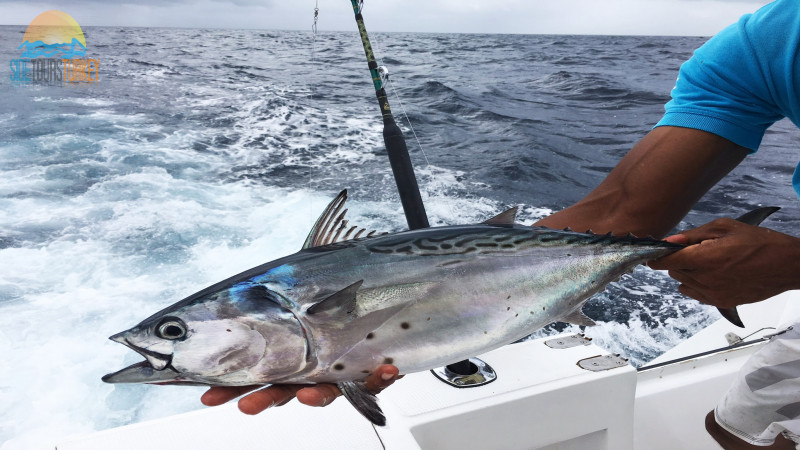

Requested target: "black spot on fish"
[
  {"left": 226, "top": 329, "right": 232, "bottom": 332},
  {"left": 515, "top": 313, "right": 519, "bottom": 317},
  {"left": 383, "top": 357, "right": 394, "bottom": 364},
  {"left": 395, "top": 246, "right": 413, "bottom": 254},
  {"left": 476, "top": 242, "right": 498, "bottom": 248},
  {"left": 362, "top": 370, "right": 370, "bottom": 374},
  {"left": 567, "top": 253, "right": 572, "bottom": 257},
  {"left": 543, "top": 306, "right": 546, "bottom": 311},
  {"left": 506, "top": 295, "right": 511, "bottom": 300},
  {"left": 334, "top": 363, "right": 345, "bottom": 371},
  {"left": 507, "top": 306, "right": 511, "bottom": 311},
  {"left": 366, "top": 332, "right": 375, "bottom": 340},
  {"left": 501, "top": 244, "right": 514, "bottom": 248},
  {"left": 401, "top": 322, "right": 411, "bottom": 330},
  {"left": 441, "top": 243, "right": 453, "bottom": 250},
  {"left": 427, "top": 317, "right": 431, "bottom": 321}
]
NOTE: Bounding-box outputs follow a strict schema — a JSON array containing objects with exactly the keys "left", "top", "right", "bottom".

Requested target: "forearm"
[{"left": 535, "top": 127, "right": 749, "bottom": 238}]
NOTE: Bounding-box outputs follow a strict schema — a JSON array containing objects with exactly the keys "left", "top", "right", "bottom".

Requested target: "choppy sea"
[{"left": 1, "top": 26, "right": 798, "bottom": 448}]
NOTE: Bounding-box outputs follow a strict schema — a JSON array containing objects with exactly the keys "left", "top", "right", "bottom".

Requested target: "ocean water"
[{"left": 1, "top": 26, "right": 798, "bottom": 448}]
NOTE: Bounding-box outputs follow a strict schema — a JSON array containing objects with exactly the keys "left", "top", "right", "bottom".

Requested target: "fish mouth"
[
  {"left": 104, "top": 331, "right": 185, "bottom": 384},
  {"left": 102, "top": 360, "right": 179, "bottom": 384},
  {"left": 109, "top": 331, "right": 173, "bottom": 370}
]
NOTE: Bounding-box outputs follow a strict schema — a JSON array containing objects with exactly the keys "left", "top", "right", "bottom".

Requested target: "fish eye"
[{"left": 156, "top": 317, "right": 187, "bottom": 340}]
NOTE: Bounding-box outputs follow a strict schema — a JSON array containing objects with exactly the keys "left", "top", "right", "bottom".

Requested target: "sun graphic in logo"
[{"left": 19, "top": 10, "right": 87, "bottom": 59}]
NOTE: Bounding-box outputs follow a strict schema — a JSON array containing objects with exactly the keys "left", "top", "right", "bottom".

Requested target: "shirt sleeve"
[{"left": 655, "top": 0, "right": 795, "bottom": 152}]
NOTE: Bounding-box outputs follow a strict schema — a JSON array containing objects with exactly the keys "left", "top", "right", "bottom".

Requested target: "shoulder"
[
  {"left": 691, "top": 0, "right": 800, "bottom": 100},
  {"left": 658, "top": 0, "right": 800, "bottom": 150}
]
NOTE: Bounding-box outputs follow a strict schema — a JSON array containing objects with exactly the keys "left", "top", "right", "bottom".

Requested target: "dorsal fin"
[
  {"left": 303, "top": 190, "right": 347, "bottom": 250},
  {"left": 483, "top": 207, "right": 518, "bottom": 226},
  {"left": 302, "top": 190, "right": 387, "bottom": 250}
]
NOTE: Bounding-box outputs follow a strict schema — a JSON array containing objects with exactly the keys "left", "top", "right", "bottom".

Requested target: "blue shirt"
[{"left": 655, "top": 0, "right": 800, "bottom": 198}]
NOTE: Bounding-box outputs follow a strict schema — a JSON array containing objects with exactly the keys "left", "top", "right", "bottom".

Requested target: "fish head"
[{"left": 103, "top": 285, "right": 310, "bottom": 385}]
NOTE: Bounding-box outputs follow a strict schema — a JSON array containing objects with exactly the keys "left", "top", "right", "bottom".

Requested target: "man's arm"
[
  {"left": 536, "top": 126, "right": 749, "bottom": 238},
  {"left": 538, "top": 125, "right": 800, "bottom": 308}
]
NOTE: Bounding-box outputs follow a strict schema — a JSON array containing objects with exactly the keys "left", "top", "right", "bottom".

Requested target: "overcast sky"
[{"left": 1, "top": 0, "right": 773, "bottom": 36}]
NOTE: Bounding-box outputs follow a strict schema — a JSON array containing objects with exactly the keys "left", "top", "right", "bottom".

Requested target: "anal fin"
[
  {"left": 561, "top": 308, "right": 596, "bottom": 327},
  {"left": 338, "top": 381, "right": 386, "bottom": 426}
]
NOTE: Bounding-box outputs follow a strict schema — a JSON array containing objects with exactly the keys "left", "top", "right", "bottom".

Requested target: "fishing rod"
[
  {"left": 346, "top": 1, "right": 489, "bottom": 380},
  {"left": 346, "top": 0, "right": 429, "bottom": 230}
]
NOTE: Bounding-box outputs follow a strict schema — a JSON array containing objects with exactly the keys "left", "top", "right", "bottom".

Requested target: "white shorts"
[{"left": 715, "top": 323, "right": 800, "bottom": 447}]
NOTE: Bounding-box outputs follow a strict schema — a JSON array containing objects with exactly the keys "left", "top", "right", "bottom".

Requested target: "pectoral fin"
[
  {"left": 307, "top": 280, "right": 364, "bottom": 317},
  {"left": 338, "top": 381, "right": 386, "bottom": 426}
]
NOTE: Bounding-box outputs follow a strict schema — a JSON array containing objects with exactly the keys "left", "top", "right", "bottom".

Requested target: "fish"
[{"left": 102, "top": 190, "right": 778, "bottom": 425}]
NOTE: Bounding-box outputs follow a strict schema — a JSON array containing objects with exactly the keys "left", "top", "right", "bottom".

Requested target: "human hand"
[
  {"left": 649, "top": 218, "right": 800, "bottom": 308},
  {"left": 200, "top": 364, "right": 400, "bottom": 415}
]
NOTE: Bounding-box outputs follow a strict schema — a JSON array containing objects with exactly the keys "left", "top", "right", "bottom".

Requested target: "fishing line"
[
  {"left": 368, "top": 15, "right": 433, "bottom": 168},
  {"left": 310, "top": 0, "right": 320, "bottom": 223},
  {"left": 366, "top": 10, "right": 450, "bottom": 222},
  {"left": 311, "top": 0, "right": 431, "bottom": 171},
  {"left": 310, "top": 0, "right": 319, "bottom": 99},
  {"left": 311, "top": 1, "right": 439, "bottom": 226}
]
